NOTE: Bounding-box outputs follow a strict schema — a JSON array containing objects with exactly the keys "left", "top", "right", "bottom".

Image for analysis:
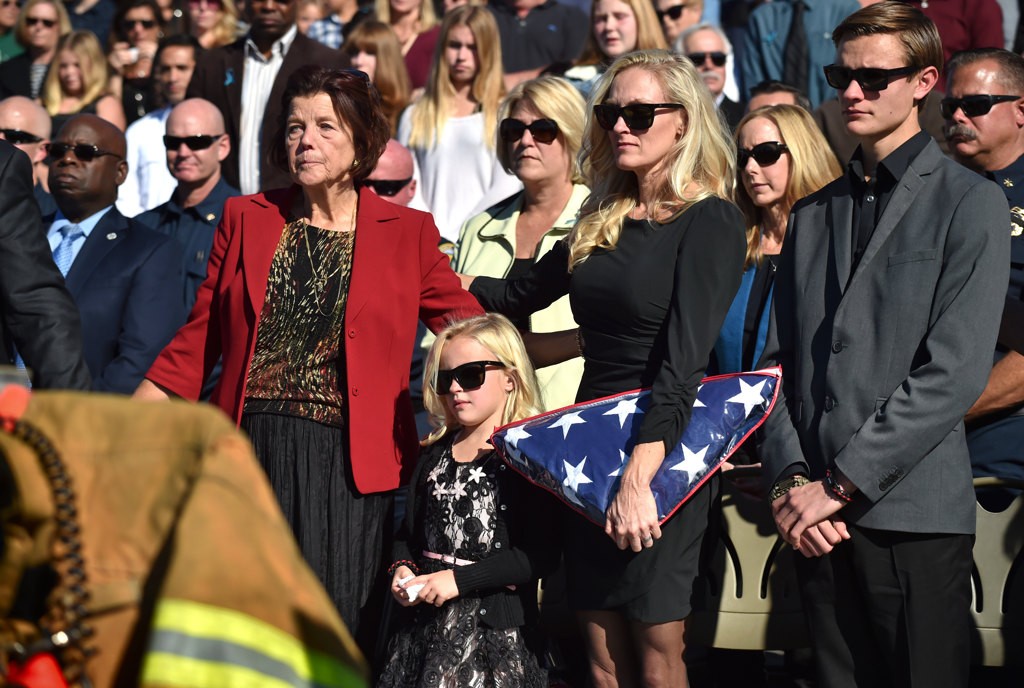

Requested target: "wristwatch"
[{"left": 769, "top": 474, "right": 811, "bottom": 502}]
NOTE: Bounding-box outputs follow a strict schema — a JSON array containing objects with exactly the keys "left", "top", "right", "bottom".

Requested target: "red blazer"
[{"left": 146, "top": 186, "right": 483, "bottom": 494}]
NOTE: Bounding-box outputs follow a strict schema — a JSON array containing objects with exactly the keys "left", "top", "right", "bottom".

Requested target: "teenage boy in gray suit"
[{"left": 760, "top": 4, "right": 1010, "bottom": 687}]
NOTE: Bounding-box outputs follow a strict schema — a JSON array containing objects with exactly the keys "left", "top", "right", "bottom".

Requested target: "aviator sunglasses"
[
  {"left": 823, "top": 64, "right": 919, "bottom": 92},
  {"left": 433, "top": 360, "right": 506, "bottom": 395},
  {"left": 163, "top": 134, "right": 224, "bottom": 150},
  {"left": 594, "top": 102, "right": 685, "bottom": 131},
  {"left": 738, "top": 141, "right": 789, "bottom": 167},
  {"left": 45, "top": 142, "right": 121, "bottom": 163},
  {"left": 940, "top": 94, "right": 1020, "bottom": 119},
  {"left": 499, "top": 118, "right": 560, "bottom": 144},
  {"left": 363, "top": 178, "right": 412, "bottom": 196}
]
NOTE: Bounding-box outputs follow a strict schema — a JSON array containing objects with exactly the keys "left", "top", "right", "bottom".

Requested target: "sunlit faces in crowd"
[
  {"left": 600, "top": 66, "right": 686, "bottom": 178},
  {"left": 944, "top": 57, "right": 1024, "bottom": 172},
  {"left": 501, "top": 101, "right": 570, "bottom": 185},
  {"left": 654, "top": 0, "right": 699, "bottom": 45},
  {"left": 737, "top": 115, "right": 790, "bottom": 210},
  {"left": 681, "top": 26, "right": 727, "bottom": 98},
  {"left": 445, "top": 23, "right": 478, "bottom": 87},
  {"left": 285, "top": 91, "right": 357, "bottom": 188},
  {"left": 155, "top": 43, "right": 197, "bottom": 105},
  {"left": 592, "top": 0, "right": 638, "bottom": 61}
]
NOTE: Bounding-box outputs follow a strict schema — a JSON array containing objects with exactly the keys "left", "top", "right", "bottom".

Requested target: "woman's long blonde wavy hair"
[
  {"left": 41, "top": 30, "right": 109, "bottom": 117},
  {"left": 569, "top": 49, "right": 735, "bottom": 269},
  {"left": 405, "top": 5, "right": 504, "bottom": 150},
  {"left": 734, "top": 105, "right": 841, "bottom": 269},
  {"left": 422, "top": 313, "right": 543, "bottom": 446}
]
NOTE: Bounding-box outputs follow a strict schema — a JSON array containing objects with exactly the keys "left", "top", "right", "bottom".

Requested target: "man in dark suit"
[
  {"left": 761, "top": 5, "right": 1010, "bottom": 687},
  {"left": 0, "top": 139, "right": 89, "bottom": 389},
  {"left": 47, "top": 114, "right": 185, "bottom": 394},
  {"left": 185, "top": 0, "right": 348, "bottom": 194}
]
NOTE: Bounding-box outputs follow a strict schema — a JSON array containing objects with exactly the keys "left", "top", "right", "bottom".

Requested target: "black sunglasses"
[
  {"left": 122, "top": 18, "right": 157, "bottom": 29},
  {"left": 25, "top": 16, "right": 55, "bottom": 27},
  {"left": 363, "top": 177, "right": 412, "bottom": 196},
  {"left": 45, "top": 142, "right": 121, "bottom": 163},
  {"left": 0, "top": 128, "right": 42, "bottom": 144},
  {"left": 433, "top": 360, "right": 505, "bottom": 395},
  {"left": 594, "top": 102, "right": 685, "bottom": 131},
  {"left": 940, "top": 94, "right": 1020, "bottom": 119},
  {"left": 499, "top": 118, "right": 560, "bottom": 144},
  {"left": 738, "top": 141, "right": 789, "bottom": 167},
  {"left": 823, "top": 64, "right": 919, "bottom": 92},
  {"left": 163, "top": 134, "right": 224, "bottom": 150},
  {"left": 656, "top": 2, "right": 688, "bottom": 21},
  {"left": 688, "top": 52, "right": 727, "bottom": 68}
]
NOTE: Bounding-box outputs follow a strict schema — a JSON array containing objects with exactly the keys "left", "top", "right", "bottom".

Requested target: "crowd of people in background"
[{"left": 2, "top": 0, "right": 1024, "bottom": 686}]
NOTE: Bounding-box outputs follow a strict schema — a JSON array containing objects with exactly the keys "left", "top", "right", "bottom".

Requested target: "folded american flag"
[{"left": 491, "top": 368, "right": 781, "bottom": 526}]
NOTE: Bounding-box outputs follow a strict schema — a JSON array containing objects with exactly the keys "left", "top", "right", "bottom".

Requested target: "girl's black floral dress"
[{"left": 378, "top": 435, "right": 555, "bottom": 688}]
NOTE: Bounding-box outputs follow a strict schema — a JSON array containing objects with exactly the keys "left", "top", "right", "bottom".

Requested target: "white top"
[
  {"left": 398, "top": 107, "right": 522, "bottom": 242},
  {"left": 118, "top": 106, "right": 175, "bottom": 218},
  {"left": 239, "top": 25, "right": 297, "bottom": 195}
]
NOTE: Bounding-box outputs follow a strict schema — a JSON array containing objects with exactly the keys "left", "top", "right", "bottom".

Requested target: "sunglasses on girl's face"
[
  {"left": 823, "top": 64, "right": 918, "bottom": 92},
  {"left": 499, "top": 118, "right": 560, "bottom": 144},
  {"left": 737, "top": 141, "right": 789, "bottom": 167},
  {"left": 939, "top": 94, "right": 1020, "bottom": 119},
  {"left": 433, "top": 360, "right": 505, "bottom": 395},
  {"left": 594, "top": 103, "right": 685, "bottom": 131},
  {"left": 163, "top": 134, "right": 224, "bottom": 150},
  {"left": 688, "top": 52, "right": 727, "bottom": 68}
]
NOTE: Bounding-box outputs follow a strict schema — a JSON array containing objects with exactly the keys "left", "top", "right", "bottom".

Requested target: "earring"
[{"left": 352, "top": 159, "right": 360, "bottom": 169}]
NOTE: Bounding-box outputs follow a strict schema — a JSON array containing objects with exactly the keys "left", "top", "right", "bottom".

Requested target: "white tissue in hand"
[{"left": 398, "top": 575, "right": 425, "bottom": 602}]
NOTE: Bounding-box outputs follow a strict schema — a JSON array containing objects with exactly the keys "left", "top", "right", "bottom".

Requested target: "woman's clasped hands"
[{"left": 391, "top": 566, "right": 461, "bottom": 608}]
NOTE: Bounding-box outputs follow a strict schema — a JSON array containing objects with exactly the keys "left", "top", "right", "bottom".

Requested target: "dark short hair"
[
  {"left": 946, "top": 48, "right": 1024, "bottom": 94},
  {"left": 268, "top": 66, "right": 390, "bottom": 184},
  {"left": 749, "top": 79, "right": 812, "bottom": 112},
  {"left": 153, "top": 33, "right": 202, "bottom": 66},
  {"left": 112, "top": 0, "right": 165, "bottom": 44},
  {"left": 832, "top": 2, "right": 943, "bottom": 73}
]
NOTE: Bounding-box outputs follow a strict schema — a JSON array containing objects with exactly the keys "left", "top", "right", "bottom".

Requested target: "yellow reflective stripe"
[
  {"left": 143, "top": 599, "right": 364, "bottom": 688},
  {"left": 144, "top": 653, "right": 302, "bottom": 688}
]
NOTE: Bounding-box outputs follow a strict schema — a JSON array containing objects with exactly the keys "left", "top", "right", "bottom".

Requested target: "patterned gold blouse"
[{"left": 244, "top": 219, "right": 355, "bottom": 427}]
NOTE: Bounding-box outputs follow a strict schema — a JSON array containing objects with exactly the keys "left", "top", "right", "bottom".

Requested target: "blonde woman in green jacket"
[{"left": 454, "top": 75, "right": 589, "bottom": 411}]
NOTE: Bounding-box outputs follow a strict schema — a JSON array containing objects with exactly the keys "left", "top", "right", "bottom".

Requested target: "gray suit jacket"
[{"left": 760, "top": 139, "right": 1010, "bottom": 535}]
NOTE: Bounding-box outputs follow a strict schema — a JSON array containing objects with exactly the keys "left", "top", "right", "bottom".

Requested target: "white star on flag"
[
  {"left": 504, "top": 426, "right": 532, "bottom": 448},
  {"left": 603, "top": 398, "right": 643, "bottom": 428},
  {"left": 467, "top": 466, "right": 486, "bottom": 484},
  {"left": 671, "top": 444, "right": 709, "bottom": 481},
  {"left": 726, "top": 379, "right": 767, "bottom": 418},
  {"left": 693, "top": 384, "right": 705, "bottom": 408},
  {"left": 549, "top": 411, "right": 587, "bottom": 439},
  {"left": 563, "top": 456, "right": 593, "bottom": 493},
  {"left": 609, "top": 449, "right": 628, "bottom": 477}
]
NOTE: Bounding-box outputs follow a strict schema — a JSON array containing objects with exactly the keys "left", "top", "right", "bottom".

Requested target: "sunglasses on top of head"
[
  {"left": 594, "top": 103, "right": 685, "bottom": 131},
  {"left": 433, "top": 360, "right": 506, "bottom": 395},
  {"left": 656, "top": 2, "right": 689, "bottom": 21},
  {"left": 499, "top": 118, "right": 560, "bottom": 144},
  {"left": 737, "top": 141, "right": 789, "bottom": 167},
  {"left": 688, "top": 52, "right": 727, "bottom": 68},
  {"left": 823, "top": 64, "right": 919, "bottom": 92},
  {"left": 940, "top": 94, "right": 1020, "bottom": 119}
]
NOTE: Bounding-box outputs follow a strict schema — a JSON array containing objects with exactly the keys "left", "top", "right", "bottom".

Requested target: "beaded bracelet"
[
  {"left": 825, "top": 469, "right": 852, "bottom": 503},
  {"left": 575, "top": 329, "right": 585, "bottom": 358},
  {"left": 387, "top": 559, "right": 419, "bottom": 577}
]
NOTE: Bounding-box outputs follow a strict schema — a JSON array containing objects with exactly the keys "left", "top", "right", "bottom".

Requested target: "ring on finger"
[{"left": 642, "top": 534, "right": 654, "bottom": 546}]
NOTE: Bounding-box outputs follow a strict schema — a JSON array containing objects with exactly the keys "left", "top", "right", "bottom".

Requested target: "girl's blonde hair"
[
  {"left": 375, "top": 0, "right": 437, "bottom": 33},
  {"left": 41, "top": 30, "right": 109, "bottom": 117},
  {"left": 422, "top": 313, "right": 543, "bottom": 446},
  {"left": 406, "top": 5, "right": 504, "bottom": 150},
  {"left": 16, "top": 0, "right": 72, "bottom": 47},
  {"left": 576, "top": 0, "right": 667, "bottom": 66},
  {"left": 495, "top": 75, "right": 586, "bottom": 184},
  {"left": 734, "top": 105, "right": 841, "bottom": 269},
  {"left": 343, "top": 20, "right": 411, "bottom": 136},
  {"left": 569, "top": 49, "right": 736, "bottom": 269}
]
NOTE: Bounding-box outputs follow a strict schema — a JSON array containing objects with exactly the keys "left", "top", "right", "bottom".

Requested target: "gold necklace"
[{"left": 302, "top": 222, "right": 345, "bottom": 316}]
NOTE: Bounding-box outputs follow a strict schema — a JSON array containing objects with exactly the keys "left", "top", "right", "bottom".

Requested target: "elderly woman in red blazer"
[{"left": 135, "top": 65, "right": 482, "bottom": 644}]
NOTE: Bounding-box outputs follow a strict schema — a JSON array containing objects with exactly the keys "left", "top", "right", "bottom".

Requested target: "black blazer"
[
  {"left": 0, "top": 142, "right": 90, "bottom": 389},
  {"left": 0, "top": 53, "right": 45, "bottom": 99},
  {"left": 184, "top": 32, "right": 349, "bottom": 191},
  {"left": 719, "top": 95, "right": 746, "bottom": 131}
]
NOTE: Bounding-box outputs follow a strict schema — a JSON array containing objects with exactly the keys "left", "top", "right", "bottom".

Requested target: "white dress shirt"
[{"left": 118, "top": 107, "right": 175, "bottom": 217}]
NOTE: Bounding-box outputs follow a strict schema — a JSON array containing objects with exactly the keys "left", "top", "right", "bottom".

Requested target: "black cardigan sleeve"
[{"left": 468, "top": 238, "right": 572, "bottom": 318}]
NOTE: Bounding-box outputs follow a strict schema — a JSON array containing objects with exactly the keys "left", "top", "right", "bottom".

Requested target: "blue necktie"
[{"left": 52, "top": 224, "right": 84, "bottom": 277}]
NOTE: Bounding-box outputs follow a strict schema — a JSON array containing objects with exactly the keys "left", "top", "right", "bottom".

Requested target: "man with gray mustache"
[{"left": 944, "top": 48, "right": 1024, "bottom": 491}]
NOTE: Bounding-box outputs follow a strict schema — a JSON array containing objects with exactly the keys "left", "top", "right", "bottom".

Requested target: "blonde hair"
[
  {"left": 496, "top": 75, "right": 586, "bottom": 184},
  {"left": 375, "top": 0, "right": 437, "bottom": 33},
  {"left": 569, "top": 49, "right": 736, "bottom": 268},
  {"left": 343, "top": 21, "right": 411, "bottom": 136},
  {"left": 41, "top": 30, "right": 109, "bottom": 117},
  {"left": 422, "top": 313, "right": 543, "bottom": 446},
  {"left": 576, "top": 0, "right": 667, "bottom": 66},
  {"left": 406, "top": 5, "right": 504, "bottom": 150},
  {"left": 734, "top": 105, "right": 841, "bottom": 269},
  {"left": 15, "top": 0, "right": 71, "bottom": 47},
  {"left": 202, "top": 0, "right": 241, "bottom": 49}
]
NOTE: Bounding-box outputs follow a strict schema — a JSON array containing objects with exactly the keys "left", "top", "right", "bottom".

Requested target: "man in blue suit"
[{"left": 46, "top": 114, "right": 185, "bottom": 394}]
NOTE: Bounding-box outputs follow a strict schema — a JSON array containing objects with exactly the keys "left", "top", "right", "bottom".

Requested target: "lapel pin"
[
  {"left": 206, "top": 212, "right": 216, "bottom": 221},
  {"left": 1004, "top": 178, "right": 1014, "bottom": 188},
  {"left": 106, "top": 233, "right": 117, "bottom": 240},
  {"left": 225, "top": 68, "right": 234, "bottom": 86}
]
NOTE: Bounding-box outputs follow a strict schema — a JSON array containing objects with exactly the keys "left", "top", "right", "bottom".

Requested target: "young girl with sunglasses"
[{"left": 379, "top": 313, "right": 557, "bottom": 688}]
